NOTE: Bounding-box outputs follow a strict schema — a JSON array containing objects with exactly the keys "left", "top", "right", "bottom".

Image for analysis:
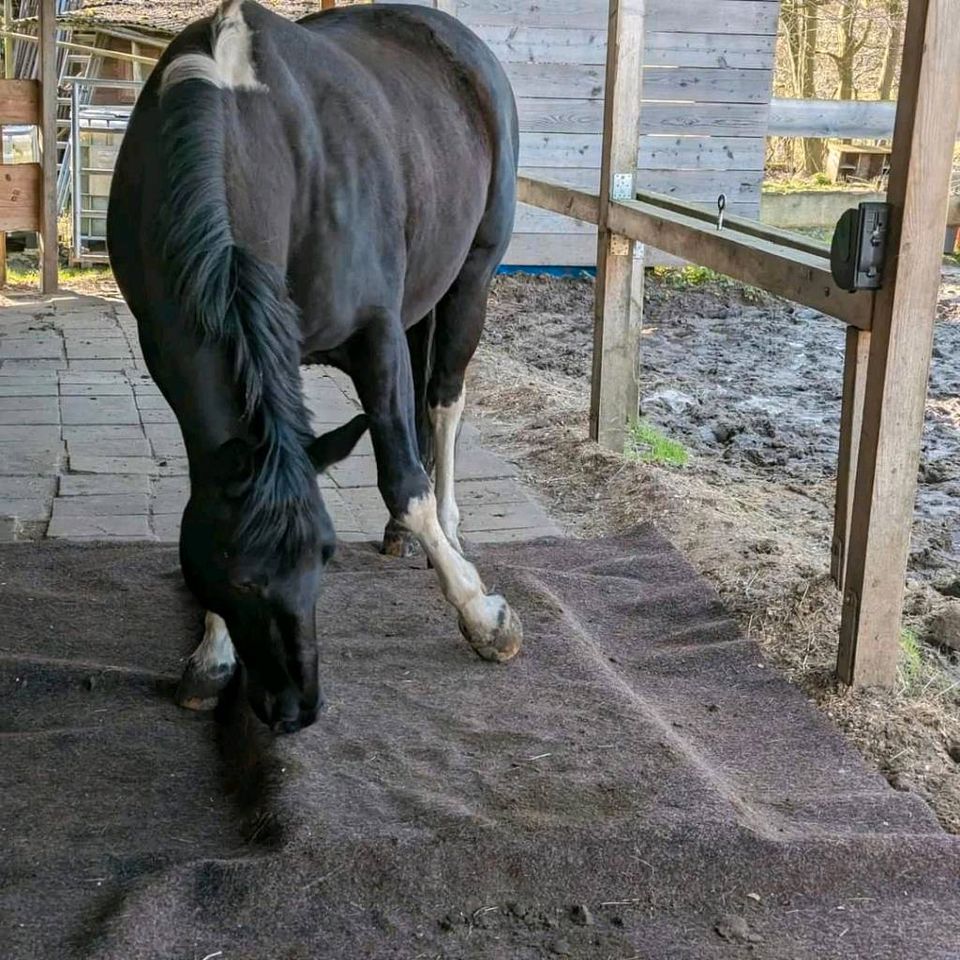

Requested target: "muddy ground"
[{"left": 471, "top": 268, "right": 960, "bottom": 832}]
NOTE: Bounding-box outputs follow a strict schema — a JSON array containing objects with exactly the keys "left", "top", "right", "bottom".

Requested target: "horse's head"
[{"left": 178, "top": 415, "right": 368, "bottom": 733}]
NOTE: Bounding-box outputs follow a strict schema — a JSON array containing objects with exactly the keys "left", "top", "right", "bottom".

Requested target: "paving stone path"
[{"left": 0, "top": 292, "right": 560, "bottom": 545}]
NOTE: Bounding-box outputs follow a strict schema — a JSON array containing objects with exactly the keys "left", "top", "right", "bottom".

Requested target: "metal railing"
[{"left": 65, "top": 76, "right": 139, "bottom": 263}]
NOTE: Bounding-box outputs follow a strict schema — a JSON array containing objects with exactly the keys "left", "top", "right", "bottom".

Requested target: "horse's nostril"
[{"left": 272, "top": 717, "right": 303, "bottom": 735}]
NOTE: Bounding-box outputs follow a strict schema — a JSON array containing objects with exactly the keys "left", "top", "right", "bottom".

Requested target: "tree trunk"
[
  {"left": 800, "top": 0, "right": 824, "bottom": 173},
  {"left": 878, "top": 0, "right": 903, "bottom": 101}
]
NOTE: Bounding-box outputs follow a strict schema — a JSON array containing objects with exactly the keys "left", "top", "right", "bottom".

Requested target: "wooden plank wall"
[{"left": 391, "top": 0, "right": 781, "bottom": 265}]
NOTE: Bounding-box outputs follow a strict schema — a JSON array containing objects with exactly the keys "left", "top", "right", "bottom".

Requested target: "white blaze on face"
[{"left": 161, "top": 0, "right": 267, "bottom": 97}]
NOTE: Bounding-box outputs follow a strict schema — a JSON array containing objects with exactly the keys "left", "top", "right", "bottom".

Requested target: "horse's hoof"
[
  {"left": 458, "top": 594, "right": 523, "bottom": 662},
  {"left": 381, "top": 528, "right": 421, "bottom": 559},
  {"left": 176, "top": 659, "right": 236, "bottom": 712}
]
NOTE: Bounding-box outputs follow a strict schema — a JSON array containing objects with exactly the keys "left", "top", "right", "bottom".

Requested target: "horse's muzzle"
[{"left": 249, "top": 684, "right": 322, "bottom": 735}]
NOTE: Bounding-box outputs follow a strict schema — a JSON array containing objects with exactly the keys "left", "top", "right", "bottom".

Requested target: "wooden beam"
[
  {"left": 0, "top": 162, "right": 40, "bottom": 230},
  {"left": 0, "top": 78, "right": 38, "bottom": 123},
  {"left": 769, "top": 97, "right": 960, "bottom": 141},
  {"left": 37, "top": 0, "right": 56, "bottom": 293},
  {"left": 605, "top": 197, "right": 874, "bottom": 328},
  {"left": 831, "top": 326, "right": 870, "bottom": 590},
  {"left": 590, "top": 0, "right": 645, "bottom": 450},
  {"left": 636, "top": 189, "right": 830, "bottom": 259},
  {"left": 837, "top": 0, "right": 960, "bottom": 687},
  {"left": 517, "top": 175, "right": 599, "bottom": 224}
]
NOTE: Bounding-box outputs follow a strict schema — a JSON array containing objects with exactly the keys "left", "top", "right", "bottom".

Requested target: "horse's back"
[
  {"left": 239, "top": 0, "right": 518, "bottom": 329},
  {"left": 112, "top": 1, "right": 518, "bottom": 342}
]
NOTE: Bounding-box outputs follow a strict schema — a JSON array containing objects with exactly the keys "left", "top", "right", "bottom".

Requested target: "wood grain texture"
[
  {"left": 517, "top": 99, "right": 771, "bottom": 137},
  {"left": 591, "top": 0, "right": 645, "bottom": 450},
  {"left": 517, "top": 176, "right": 601, "bottom": 223},
  {"left": 605, "top": 198, "right": 874, "bottom": 328},
  {"left": 641, "top": 67, "right": 774, "bottom": 104},
  {"left": 520, "top": 132, "right": 764, "bottom": 171},
  {"left": 634, "top": 189, "right": 828, "bottom": 256},
  {"left": 457, "top": 0, "right": 779, "bottom": 35},
  {"left": 644, "top": 31, "right": 776, "bottom": 68},
  {"left": 638, "top": 135, "right": 765, "bottom": 170},
  {"left": 505, "top": 62, "right": 773, "bottom": 103},
  {"left": 0, "top": 79, "right": 39, "bottom": 124},
  {"left": 518, "top": 166, "right": 765, "bottom": 202},
  {"left": 0, "top": 162, "right": 40, "bottom": 231},
  {"left": 475, "top": 27, "right": 775, "bottom": 69},
  {"left": 837, "top": 0, "right": 960, "bottom": 687},
  {"left": 832, "top": 327, "right": 871, "bottom": 591}
]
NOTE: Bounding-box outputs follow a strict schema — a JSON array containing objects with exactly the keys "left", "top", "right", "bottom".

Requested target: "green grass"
[
  {"left": 651, "top": 264, "right": 724, "bottom": 288},
  {"left": 650, "top": 264, "right": 765, "bottom": 302},
  {"left": 625, "top": 418, "right": 689, "bottom": 467},
  {"left": 4, "top": 264, "right": 112, "bottom": 286},
  {"left": 762, "top": 173, "right": 874, "bottom": 195},
  {"left": 898, "top": 627, "right": 924, "bottom": 689}
]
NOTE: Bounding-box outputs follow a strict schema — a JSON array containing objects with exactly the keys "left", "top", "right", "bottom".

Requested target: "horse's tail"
[{"left": 158, "top": 1, "right": 320, "bottom": 557}]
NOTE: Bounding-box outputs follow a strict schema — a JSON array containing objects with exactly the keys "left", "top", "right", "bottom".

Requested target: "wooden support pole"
[
  {"left": 590, "top": 0, "right": 645, "bottom": 450},
  {"left": 37, "top": 0, "right": 56, "bottom": 294},
  {"left": 837, "top": 0, "right": 960, "bottom": 686},
  {"left": 831, "top": 326, "right": 870, "bottom": 590}
]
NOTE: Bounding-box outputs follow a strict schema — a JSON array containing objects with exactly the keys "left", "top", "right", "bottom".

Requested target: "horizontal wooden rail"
[
  {"left": 518, "top": 175, "right": 599, "bottom": 223},
  {"left": 518, "top": 173, "right": 874, "bottom": 329},
  {"left": 769, "top": 97, "right": 960, "bottom": 140},
  {"left": 636, "top": 189, "right": 831, "bottom": 258},
  {"left": 607, "top": 197, "right": 873, "bottom": 328}
]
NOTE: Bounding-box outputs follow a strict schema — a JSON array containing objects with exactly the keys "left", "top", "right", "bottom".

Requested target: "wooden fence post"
[
  {"left": 38, "top": 0, "right": 57, "bottom": 294},
  {"left": 590, "top": 0, "right": 645, "bottom": 451},
  {"left": 831, "top": 326, "right": 870, "bottom": 591},
  {"left": 837, "top": 0, "right": 960, "bottom": 685}
]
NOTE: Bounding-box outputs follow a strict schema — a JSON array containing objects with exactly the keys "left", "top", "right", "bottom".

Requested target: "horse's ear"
[
  {"left": 306, "top": 414, "right": 369, "bottom": 473},
  {"left": 212, "top": 437, "right": 255, "bottom": 498}
]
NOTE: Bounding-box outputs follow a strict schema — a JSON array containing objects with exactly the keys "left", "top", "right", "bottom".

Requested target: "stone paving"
[{"left": 0, "top": 292, "right": 561, "bottom": 545}]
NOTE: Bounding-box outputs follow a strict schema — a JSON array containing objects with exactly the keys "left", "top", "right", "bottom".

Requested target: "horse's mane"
[{"left": 158, "top": 50, "right": 323, "bottom": 562}]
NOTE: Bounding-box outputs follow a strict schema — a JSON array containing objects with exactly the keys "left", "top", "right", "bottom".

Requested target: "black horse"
[{"left": 107, "top": 0, "right": 522, "bottom": 734}]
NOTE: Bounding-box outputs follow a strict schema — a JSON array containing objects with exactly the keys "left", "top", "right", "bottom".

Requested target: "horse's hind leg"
[
  {"left": 353, "top": 309, "right": 521, "bottom": 662},
  {"left": 382, "top": 313, "right": 435, "bottom": 558},
  {"left": 427, "top": 245, "right": 500, "bottom": 552},
  {"left": 176, "top": 612, "right": 237, "bottom": 711}
]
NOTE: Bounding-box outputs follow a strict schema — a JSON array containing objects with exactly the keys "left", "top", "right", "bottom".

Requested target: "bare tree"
[{"left": 877, "top": 0, "right": 902, "bottom": 100}]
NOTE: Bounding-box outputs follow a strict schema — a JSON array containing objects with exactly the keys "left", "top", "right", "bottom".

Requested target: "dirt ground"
[
  {"left": 11, "top": 266, "right": 959, "bottom": 834},
  {"left": 471, "top": 268, "right": 960, "bottom": 833}
]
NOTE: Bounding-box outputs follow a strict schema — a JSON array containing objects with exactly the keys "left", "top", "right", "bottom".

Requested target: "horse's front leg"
[
  {"left": 353, "top": 312, "right": 522, "bottom": 662},
  {"left": 176, "top": 611, "right": 237, "bottom": 710}
]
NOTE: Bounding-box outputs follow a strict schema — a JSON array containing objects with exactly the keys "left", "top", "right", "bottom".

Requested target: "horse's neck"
[{"left": 147, "top": 337, "right": 249, "bottom": 462}]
